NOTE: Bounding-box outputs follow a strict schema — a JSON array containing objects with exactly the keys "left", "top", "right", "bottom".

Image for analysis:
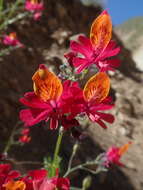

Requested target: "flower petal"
[
  {"left": 32, "top": 64, "right": 63, "bottom": 102},
  {"left": 90, "top": 10, "right": 112, "bottom": 51},
  {"left": 97, "top": 59, "right": 120, "bottom": 72},
  {"left": 99, "top": 46, "right": 120, "bottom": 60},
  {"left": 76, "top": 60, "right": 91, "bottom": 73},
  {"left": 73, "top": 57, "right": 89, "bottom": 67},
  {"left": 118, "top": 142, "right": 132, "bottom": 156},
  {"left": 78, "top": 35, "right": 92, "bottom": 52},
  {"left": 95, "top": 119, "right": 107, "bottom": 129},
  {"left": 70, "top": 40, "right": 91, "bottom": 58},
  {"left": 90, "top": 104, "right": 114, "bottom": 111},
  {"left": 50, "top": 118, "right": 58, "bottom": 130},
  {"left": 83, "top": 72, "right": 110, "bottom": 103},
  {"left": 4, "top": 181, "right": 26, "bottom": 190},
  {"left": 28, "top": 169, "right": 47, "bottom": 180},
  {"left": 7, "top": 170, "right": 21, "bottom": 181},
  {"left": 20, "top": 109, "right": 50, "bottom": 127},
  {"left": 20, "top": 92, "right": 51, "bottom": 109},
  {"left": 108, "top": 59, "right": 121, "bottom": 68},
  {"left": 96, "top": 112, "right": 114, "bottom": 123}
]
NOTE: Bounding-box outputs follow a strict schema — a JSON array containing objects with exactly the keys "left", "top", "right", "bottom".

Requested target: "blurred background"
[{"left": 82, "top": 0, "right": 143, "bottom": 24}]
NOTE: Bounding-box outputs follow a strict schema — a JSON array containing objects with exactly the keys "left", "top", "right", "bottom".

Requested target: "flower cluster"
[
  {"left": 65, "top": 10, "right": 120, "bottom": 73},
  {"left": 0, "top": 164, "right": 70, "bottom": 190},
  {"left": 20, "top": 64, "right": 114, "bottom": 130},
  {"left": 0, "top": 10, "right": 131, "bottom": 190},
  {"left": 19, "top": 10, "right": 120, "bottom": 134}
]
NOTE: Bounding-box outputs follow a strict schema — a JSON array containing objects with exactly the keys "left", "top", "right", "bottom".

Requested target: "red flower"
[
  {"left": 83, "top": 72, "right": 114, "bottom": 129},
  {"left": 20, "top": 65, "right": 83, "bottom": 130},
  {"left": 33, "top": 176, "right": 70, "bottom": 190},
  {"left": 20, "top": 65, "right": 115, "bottom": 130},
  {"left": 25, "top": 0, "right": 44, "bottom": 12},
  {"left": 0, "top": 164, "right": 20, "bottom": 189},
  {"left": 0, "top": 164, "right": 69, "bottom": 190},
  {"left": 25, "top": 0, "right": 44, "bottom": 20},
  {"left": 65, "top": 11, "right": 120, "bottom": 73},
  {"left": 3, "top": 33, "right": 23, "bottom": 47},
  {"left": 59, "top": 80, "right": 84, "bottom": 120},
  {"left": 69, "top": 36, "right": 120, "bottom": 73},
  {"left": 104, "top": 142, "right": 131, "bottom": 167},
  {"left": 22, "top": 169, "right": 47, "bottom": 190}
]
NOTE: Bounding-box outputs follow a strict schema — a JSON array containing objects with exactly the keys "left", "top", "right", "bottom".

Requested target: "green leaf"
[
  {"left": 43, "top": 155, "right": 62, "bottom": 178},
  {"left": 43, "top": 156, "right": 52, "bottom": 174},
  {"left": 52, "top": 155, "right": 62, "bottom": 175}
]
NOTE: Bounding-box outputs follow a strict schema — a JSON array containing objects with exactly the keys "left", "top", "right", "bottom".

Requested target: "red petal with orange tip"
[
  {"left": 83, "top": 72, "right": 110, "bottom": 103},
  {"left": 32, "top": 64, "right": 63, "bottom": 102},
  {"left": 90, "top": 10, "right": 112, "bottom": 50}
]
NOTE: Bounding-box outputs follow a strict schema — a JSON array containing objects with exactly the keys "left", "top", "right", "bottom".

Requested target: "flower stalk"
[
  {"left": 64, "top": 155, "right": 104, "bottom": 177},
  {"left": 51, "top": 126, "right": 64, "bottom": 177},
  {"left": 64, "top": 143, "right": 79, "bottom": 177},
  {"left": 3, "top": 121, "right": 21, "bottom": 154}
]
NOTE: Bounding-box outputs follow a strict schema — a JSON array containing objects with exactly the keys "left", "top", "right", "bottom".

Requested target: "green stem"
[
  {"left": 0, "top": 0, "right": 3, "bottom": 11},
  {"left": 64, "top": 153, "right": 106, "bottom": 177},
  {"left": 67, "top": 148, "right": 76, "bottom": 171},
  {"left": 0, "top": 0, "right": 25, "bottom": 30},
  {"left": 64, "top": 143, "right": 79, "bottom": 176},
  {"left": 52, "top": 126, "right": 64, "bottom": 176},
  {"left": 3, "top": 121, "right": 20, "bottom": 154},
  {"left": 53, "top": 127, "right": 64, "bottom": 163},
  {"left": 64, "top": 161, "right": 99, "bottom": 177},
  {"left": 7, "top": 0, "right": 21, "bottom": 19},
  {"left": 3, "top": 131, "right": 14, "bottom": 154}
]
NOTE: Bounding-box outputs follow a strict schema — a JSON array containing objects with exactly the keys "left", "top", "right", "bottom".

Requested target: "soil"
[{"left": 0, "top": 0, "right": 143, "bottom": 190}]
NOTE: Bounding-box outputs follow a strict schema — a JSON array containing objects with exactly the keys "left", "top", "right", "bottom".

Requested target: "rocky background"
[
  {"left": 0, "top": 0, "right": 143, "bottom": 189},
  {"left": 115, "top": 16, "right": 143, "bottom": 71}
]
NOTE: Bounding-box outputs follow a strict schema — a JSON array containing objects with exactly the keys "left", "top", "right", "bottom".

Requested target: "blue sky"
[{"left": 104, "top": 0, "right": 143, "bottom": 25}]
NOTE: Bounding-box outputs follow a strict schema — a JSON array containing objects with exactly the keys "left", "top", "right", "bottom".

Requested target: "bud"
[
  {"left": 82, "top": 176, "right": 92, "bottom": 190},
  {"left": 59, "top": 126, "right": 64, "bottom": 134},
  {"left": 73, "top": 143, "right": 79, "bottom": 155}
]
